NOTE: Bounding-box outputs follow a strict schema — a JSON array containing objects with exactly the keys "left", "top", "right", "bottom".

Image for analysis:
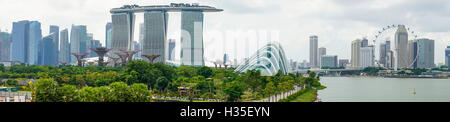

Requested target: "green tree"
[
  {"left": 197, "top": 66, "right": 213, "bottom": 78},
  {"left": 240, "top": 90, "right": 259, "bottom": 101},
  {"left": 6, "top": 79, "right": 17, "bottom": 86},
  {"left": 152, "top": 63, "right": 176, "bottom": 81},
  {"left": 130, "top": 83, "right": 151, "bottom": 102},
  {"left": 362, "top": 67, "right": 382, "bottom": 76},
  {"left": 58, "top": 85, "right": 79, "bottom": 102},
  {"left": 78, "top": 87, "right": 99, "bottom": 102},
  {"left": 95, "top": 86, "right": 112, "bottom": 102},
  {"left": 0, "top": 63, "right": 5, "bottom": 72},
  {"left": 264, "top": 82, "right": 276, "bottom": 97},
  {"left": 242, "top": 70, "right": 261, "bottom": 91},
  {"left": 155, "top": 77, "right": 169, "bottom": 91},
  {"left": 224, "top": 81, "right": 244, "bottom": 102},
  {"left": 177, "top": 65, "right": 196, "bottom": 77},
  {"left": 307, "top": 70, "right": 316, "bottom": 78},
  {"left": 305, "top": 77, "right": 315, "bottom": 89},
  {"left": 195, "top": 78, "right": 215, "bottom": 95},
  {"left": 278, "top": 81, "right": 291, "bottom": 98},
  {"left": 125, "top": 70, "right": 139, "bottom": 85},
  {"left": 34, "top": 79, "right": 60, "bottom": 102},
  {"left": 109, "top": 82, "right": 131, "bottom": 102},
  {"left": 126, "top": 60, "right": 155, "bottom": 86}
]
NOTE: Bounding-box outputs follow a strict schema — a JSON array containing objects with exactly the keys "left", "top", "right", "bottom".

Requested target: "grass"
[
  {"left": 316, "top": 85, "right": 327, "bottom": 90},
  {"left": 279, "top": 85, "right": 325, "bottom": 102},
  {"left": 291, "top": 90, "right": 317, "bottom": 102}
]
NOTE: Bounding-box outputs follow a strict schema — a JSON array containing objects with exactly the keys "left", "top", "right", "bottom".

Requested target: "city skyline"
[{"left": 0, "top": 0, "right": 449, "bottom": 64}]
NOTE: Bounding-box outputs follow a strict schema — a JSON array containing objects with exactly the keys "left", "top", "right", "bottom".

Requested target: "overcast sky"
[{"left": 0, "top": 0, "right": 449, "bottom": 64}]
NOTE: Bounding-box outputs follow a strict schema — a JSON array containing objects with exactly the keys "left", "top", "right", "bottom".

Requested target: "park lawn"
[{"left": 291, "top": 90, "right": 317, "bottom": 102}]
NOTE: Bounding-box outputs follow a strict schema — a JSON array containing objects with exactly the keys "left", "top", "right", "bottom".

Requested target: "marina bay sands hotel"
[{"left": 110, "top": 3, "right": 223, "bottom": 66}]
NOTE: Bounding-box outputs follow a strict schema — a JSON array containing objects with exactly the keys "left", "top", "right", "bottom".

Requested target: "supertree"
[
  {"left": 114, "top": 52, "right": 129, "bottom": 67},
  {"left": 119, "top": 49, "right": 141, "bottom": 63},
  {"left": 142, "top": 54, "right": 161, "bottom": 63},
  {"left": 90, "top": 47, "right": 112, "bottom": 66},
  {"left": 71, "top": 53, "right": 89, "bottom": 67},
  {"left": 107, "top": 56, "right": 120, "bottom": 67}
]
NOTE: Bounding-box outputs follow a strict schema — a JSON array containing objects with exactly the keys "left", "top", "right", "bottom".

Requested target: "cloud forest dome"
[{"left": 235, "top": 42, "right": 289, "bottom": 76}]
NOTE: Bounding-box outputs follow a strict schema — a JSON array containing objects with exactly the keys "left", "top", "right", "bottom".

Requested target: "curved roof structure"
[{"left": 235, "top": 43, "right": 290, "bottom": 76}]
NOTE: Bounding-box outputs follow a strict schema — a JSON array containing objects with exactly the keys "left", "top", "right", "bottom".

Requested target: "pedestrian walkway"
[{"left": 255, "top": 85, "right": 304, "bottom": 102}]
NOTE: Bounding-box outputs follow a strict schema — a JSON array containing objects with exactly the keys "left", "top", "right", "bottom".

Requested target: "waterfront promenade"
[{"left": 256, "top": 85, "right": 304, "bottom": 102}]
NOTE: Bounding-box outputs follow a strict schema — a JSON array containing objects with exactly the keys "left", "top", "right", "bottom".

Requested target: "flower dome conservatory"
[{"left": 234, "top": 42, "right": 290, "bottom": 76}]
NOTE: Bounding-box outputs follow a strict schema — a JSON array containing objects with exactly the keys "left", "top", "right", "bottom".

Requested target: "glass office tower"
[
  {"left": 59, "top": 29, "right": 70, "bottom": 64},
  {"left": 70, "top": 25, "right": 87, "bottom": 63},
  {"left": 28, "top": 21, "right": 42, "bottom": 65},
  {"left": 11, "top": 20, "right": 29, "bottom": 63}
]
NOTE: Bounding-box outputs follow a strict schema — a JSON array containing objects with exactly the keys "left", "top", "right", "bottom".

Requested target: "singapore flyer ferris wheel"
[{"left": 370, "top": 24, "right": 420, "bottom": 70}]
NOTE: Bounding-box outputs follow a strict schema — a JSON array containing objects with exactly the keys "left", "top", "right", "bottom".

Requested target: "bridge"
[{"left": 294, "top": 68, "right": 365, "bottom": 76}]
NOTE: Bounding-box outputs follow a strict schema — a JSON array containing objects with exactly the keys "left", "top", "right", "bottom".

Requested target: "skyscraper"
[
  {"left": 361, "top": 38, "right": 368, "bottom": 47},
  {"left": 50, "top": 25, "right": 59, "bottom": 49},
  {"left": 139, "top": 23, "right": 144, "bottom": 44},
  {"left": 321, "top": 55, "right": 338, "bottom": 68},
  {"left": 109, "top": 4, "right": 221, "bottom": 65},
  {"left": 168, "top": 39, "right": 176, "bottom": 61},
  {"left": 133, "top": 41, "right": 141, "bottom": 60},
  {"left": 223, "top": 53, "right": 229, "bottom": 65},
  {"left": 138, "top": 23, "right": 144, "bottom": 60},
  {"left": 180, "top": 11, "right": 205, "bottom": 66},
  {"left": 351, "top": 39, "right": 361, "bottom": 68},
  {"left": 386, "top": 51, "right": 395, "bottom": 69},
  {"left": 49, "top": 25, "right": 59, "bottom": 65},
  {"left": 408, "top": 40, "right": 418, "bottom": 68},
  {"left": 70, "top": 25, "right": 87, "bottom": 63},
  {"left": 379, "top": 40, "right": 392, "bottom": 68},
  {"left": 105, "top": 22, "right": 112, "bottom": 49},
  {"left": 0, "top": 31, "right": 11, "bottom": 61},
  {"left": 11, "top": 20, "right": 29, "bottom": 63},
  {"left": 28, "top": 21, "right": 42, "bottom": 65},
  {"left": 59, "top": 29, "right": 70, "bottom": 64},
  {"left": 87, "top": 33, "right": 94, "bottom": 57},
  {"left": 290, "top": 59, "right": 297, "bottom": 71},
  {"left": 385, "top": 40, "right": 391, "bottom": 54},
  {"left": 446, "top": 46, "right": 450, "bottom": 67},
  {"left": 111, "top": 12, "right": 135, "bottom": 57},
  {"left": 318, "top": 47, "right": 326, "bottom": 67},
  {"left": 309, "top": 35, "right": 319, "bottom": 68},
  {"left": 395, "top": 25, "right": 409, "bottom": 69},
  {"left": 379, "top": 43, "right": 386, "bottom": 67},
  {"left": 415, "top": 38, "right": 435, "bottom": 68},
  {"left": 93, "top": 40, "right": 102, "bottom": 48},
  {"left": 338, "top": 59, "right": 349, "bottom": 68},
  {"left": 90, "top": 39, "right": 102, "bottom": 57},
  {"left": 360, "top": 45, "right": 374, "bottom": 68},
  {"left": 42, "top": 32, "right": 58, "bottom": 66},
  {"left": 143, "top": 10, "right": 168, "bottom": 63}
]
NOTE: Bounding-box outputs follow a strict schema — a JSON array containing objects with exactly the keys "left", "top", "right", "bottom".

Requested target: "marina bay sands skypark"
[{"left": 110, "top": 3, "right": 223, "bottom": 66}]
